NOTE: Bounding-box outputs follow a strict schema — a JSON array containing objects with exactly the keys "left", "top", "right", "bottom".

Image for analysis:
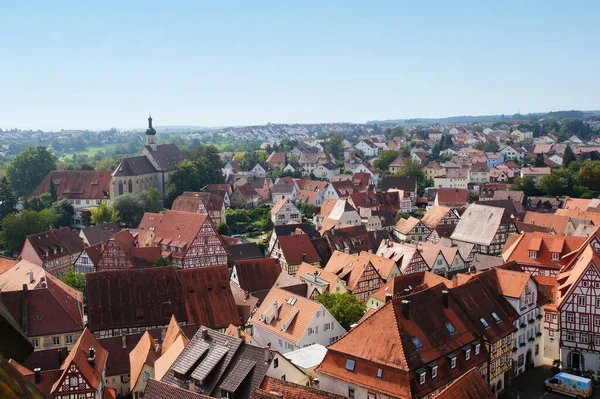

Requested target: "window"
[
  {"left": 79, "top": 394, "right": 85, "bottom": 399},
  {"left": 65, "top": 335, "right": 73, "bottom": 345},
  {"left": 491, "top": 362, "right": 496, "bottom": 373},
  {"left": 345, "top": 358, "right": 356, "bottom": 372},
  {"left": 465, "top": 348, "right": 471, "bottom": 361},
  {"left": 412, "top": 336, "right": 423, "bottom": 350},
  {"left": 546, "top": 314, "right": 553, "bottom": 322},
  {"left": 52, "top": 336, "right": 60, "bottom": 346},
  {"left": 566, "top": 331, "right": 575, "bottom": 342},
  {"left": 597, "top": 298, "right": 600, "bottom": 308},
  {"left": 535, "top": 344, "right": 539, "bottom": 355},
  {"left": 143, "top": 371, "right": 149, "bottom": 382},
  {"left": 595, "top": 316, "right": 600, "bottom": 327},
  {"left": 567, "top": 313, "right": 575, "bottom": 323},
  {"left": 348, "top": 387, "right": 355, "bottom": 399},
  {"left": 529, "top": 250, "right": 537, "bottom": 259},
  {"left": 475, "top": 343, "right": 480, "bottom": 355},
  {"left": 69, "top": 376, "right": 78, "bottom": 387},
  {"left": 445, "top": 322, "right": 456, "bottom": 334},
  {"left": 505, "top": 353, "right": 510, "bottom": 364},
  {"left": 581, "top": 315, "right": 589, "bottom": 326},
  {"left": 274, "top": 358, "right": 279, "bottom": 368},
  {"left": 31, "top": 339, "right": 39, "bottom": 349},
  {"left": 492, "top": 342, "right": 497, "bottom": 353},
  {"left": 324, "top": 322, "right": 332, "bottom": 331},
  {"left": 595, "top": 335, "right": 600, "bottom": 346},
  {"left": 491, "top": 312, "right": 501, "bottom": 323},
  {"left": 419, "top": 371, "right": 426, "bottom": 385},
  {"left": 377, "top": 368, "right": 383, "bottom": 378},
  {"left": 431, "top": 365, "right": 438, "bottom": 378},
  {"left": 480, "top": 317, "right": 490, "bottom": 328},
  {"left": 582, "top": 281, "right": 589, "bottom": 287},
  {"left": 308, "top": 327, "right": 314, "bottom": 335},
  {"left": 578, "top": 296, "right": 586, "bottom": 306},
  {"left": 450, "top": 356, "right": 457, "bottom": 369},
  {"left": 581, "top": 333, "right": 589, "bottom": 344}
]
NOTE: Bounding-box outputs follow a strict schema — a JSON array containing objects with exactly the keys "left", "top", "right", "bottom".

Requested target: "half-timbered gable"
[
  {"left": 137, "top": 210, "right": 228, "bottom": 269},
  {"left": 376, "top": 240, "right": 429, "bottom": 274},
  {"left": 324, "top": 251, "right": 384, "bottom": 302},
  {"left": 73, "top": 243, "right": 103, "bottom": 274},
  {"left": 426, "top": 225, "right": 457, "bottom": 245},
  {"left": 19, "top": 227, "right": 85, "bottom": 277},
  {"left": 95, "top": 230, "right": 160, "bottom": 271},
  {"left": 535, "top": 275, "right": 560, "bottom": 363},
  {"left": 392, "top": 216, "right": 430, "bottom": 242},
  {"left": 270, "top": 233, "right": 321, "bottom": 275},
  {"left": 557, "top": 232, "right": 600, "bottom": 374},
  {"left": 421, "top": 205, "right": 461, "bottom": 230}
]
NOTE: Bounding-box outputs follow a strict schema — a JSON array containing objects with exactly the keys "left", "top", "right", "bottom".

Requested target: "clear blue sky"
[{"left": 1, "top": 1, "right": 598, "bottom": 130}]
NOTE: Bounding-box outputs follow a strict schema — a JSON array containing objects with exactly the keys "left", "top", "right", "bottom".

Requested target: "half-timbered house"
[
  {"left": 324, "top": 251, "right": 385, "bottom": 302},
  {"left": 73, "top": 243, "right": 103, "bottom": 274},
  {"left": 392, "top": 216, "right": 431, "bottom": 242},
  {"left": 19, "top": 227, "right": 85, "bottom": 277},
  {"left": 270, "top": 196, "right": 301, "bottom": 226},
  {"left": 375, "top": 240, "right": 429, "bottom": 275},
  {"left": 171, "top": 191, "right": 226, "bottom": 225},
  {"left": 137, "top": 210, "right": 228, "bottom": 269},
  {"left": 269, "top": 233, "right": 322, "bottom": 275},
  {"left": 95, "top": 230, "right": 160, "bottom": 271},
  {"left": 420, "top": 205, "right": 461, "bottom": 230}
]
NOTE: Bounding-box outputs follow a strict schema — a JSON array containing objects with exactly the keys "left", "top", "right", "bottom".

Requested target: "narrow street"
[{"left": 500, "top": 366, "right": 599, "bottom": 399}]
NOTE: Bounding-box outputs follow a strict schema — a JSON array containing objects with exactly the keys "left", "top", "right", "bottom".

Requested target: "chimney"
[
  {"left": 385, "top": 293, "right": 393, "bottom": 303},
  {"left": 313, "top": 271, "right": 318, "bottom": 282},
  {"left": 122, "top": 335, "right": 127, "bottom": 349},
  {"left": 244, "top": 290, "right": 250, "bottom": 300},
  {"left": 442, "top": 290, "right": 449, "bottom": 308},
  {"left": 21, "top": 284, "right": 28, "bottom": 334},
  {"left": 28, "top": 270, "right": 34, "bottom": 284},
  {"left": 201, "top": 327, "right": 209, "bottom": 340},
  {"left": 401, "top": 300, "right": 410, "bottom": 319},
  {"left": 34, "top": 368, "right": 41, "bottom": 384},
  {"left": 236, "top": 325, "right": 242, "bottom": 338},
  {"left": 386, "top": 238, "right": 390, "bottom": 247},
  {"left": 272, "top": 301, "right": 279, "bottom": 320},
  {"left": 302, "top": 253, "right": 306, "bottom": 263}
]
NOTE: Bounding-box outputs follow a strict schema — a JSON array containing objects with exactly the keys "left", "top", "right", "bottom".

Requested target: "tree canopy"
[
  {"left": 6, "top": 146, "right": 57, "bottom": 197},
  {"left": 316, "top": 291, "right": 366, "bottom": 330},
  {"left": 113, "top": 194, "right": 145, "bottom": 227},
  {"left": 61, "top": 267, "right": 87, "bottom": 309},
  {"left": 0, "top": 209, "right": 57, "bottom": 254},
  {"left": 0, "top": 176, "right": 17, "bottom": 221},
  {"left": 395, "top": 158, "right": 423, "bottom": 179},
  {"left": 373, "top": 150, "right": 400, "bottom": 172},
  {"left": 90, "top": 200, "right": 120, "bottom": 225}
]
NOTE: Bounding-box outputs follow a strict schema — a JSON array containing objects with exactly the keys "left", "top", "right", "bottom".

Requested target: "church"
[{"left": 110, "top": 115, "right": 185, "bottom": 202}]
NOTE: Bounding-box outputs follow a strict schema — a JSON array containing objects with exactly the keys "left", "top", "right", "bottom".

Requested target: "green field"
[{"left": 61, "top": 143, "right": 121, "bottom": 159}]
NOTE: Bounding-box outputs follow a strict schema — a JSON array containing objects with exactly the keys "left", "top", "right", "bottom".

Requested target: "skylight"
[
  {"left": 445, "top": 322, "right": 456, "bottom": 334},
  {"left": 377, "top": 368, "right": 383, "bottom": 378},
  {"left": 411, "top": 336, "right": 423, "bottom": 350},
  {"left": 345, "top": 358, "right": 356, "bottom": 371},
  {"left": 480, "top": 317, "right": 490, "bottom": 328},
  {"left": 491, "top": 312, "right": 501, "bottom": 323},
  {"left": 288, "top": 297, "right": 297, "bottom": 306}
]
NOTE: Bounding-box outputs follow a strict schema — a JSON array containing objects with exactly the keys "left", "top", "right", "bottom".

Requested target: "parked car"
[{"left": 545, "top": 372, "right": 593, "bottom": 398}]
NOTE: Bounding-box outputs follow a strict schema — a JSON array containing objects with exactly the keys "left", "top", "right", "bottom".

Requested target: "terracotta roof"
[
  {"left": 435, "top": 367, "right": 495, "bottom": 399},
  {"left": 206, "top": 184, "right": 233, "bottom": 196},
  {"left": 564, "top": 198, "right": 593, "bottom": 211},
  {"left": 349, "top": 191, "right": 401, "bottom": 213},
  {"left": 421, "top": 206, "right": 454, "bottom": 229},
  {"left": 523, "top": 212, "right": 571, "bottom": 235},
  {"left": 80, "top": 223, "right": 121, "bottom": 245},
  {"left": 22, "top": 227, "right": 85, "bottom": 264},
  {"left": 323, "top": 225, "right": 371, "bottom": 256},
  {"left": 0, "top": 261, "right": 84, "bottom": 336},
  {"left": 436, "top": 188, "right": 469, "bottom": 207},
  {"left": 144, "top": 379, "right": 212, "bottom": 399},
  {"left": 295, "top": 179, "right": 328, "bottom": 191},
  {"left": 555, "top": 208, "right": 600, "bottom": 226},
  {"left": 230, "top": 281, "right": 260, "bottom": 322},
  {"left": 330, "top": 180, "right": 359, "bottom": 197},
  {"left": 267, "top": 152, "right": 286, "bottom": 164},
  {"left": 514, "top": 221, "right": 555, "bottom": 234},
  {"left": 252, "top": 287, "right": 326, "bottom": 344},
  {"left": 315, "top": 198, "right": 340, "bottom": 219},
  {"left": 254, "top": 376, "right": 345, "bottom": 399},
  {"left": 534, "top": 275, "right": 558, "bottom": 311},
  {"left": 324, "top": 251, "right": 383, "bottom": 292},
  {"left": 358, "top": 251, "right": 398, "bottom": 280},
  {"left": 370, "top": 272, "right": 451, "bottom": 302},
  {"left": 277, "top": 234, "right": 322, "bottom": 265},
  {"left": 0, "top": 256, "right": 18, "bottom": 274},
  {"left": 415, "top": 241, "right": 461, "bottom": 269},
  {"left": 295, "top": 262, "right": 343, "bottom": 292},
  {"left": 155, "top": 334, "right": 189, "bottom": 381},
  {"left": 521, "top": 166, "right": 551, "bottom": 176},
  {"left": 98, "top": 229, "right": 161, "bottom": 269},
  {"left": 376, "top": 241, "right": 427, "bottom": 274},
  {"left": 451, "top": 204, "right": 513, "bottom": 246},
  {"left": 233, "top": 258, "right": 282, "bottom": 294},
  {"left": 235, "top": 183, "right": 258, "bottom": 199},
  {"left": 51, "top": 328, "right": 108, "bottom": 394},
  {"left": 502, "top": 232, "right": 585, "bottom": 268},
  {"left": 22, "top": 346, "right": 67, "bottom": 372},
  {"left": 393, "top": 217, "right": 421, "bottom": 234},
  {"left": 492, "top": 190, "right": 525, "bottom": 204},
  {"left": 474, "top": 268, "right": 532, "bottom": 299},
  {"left": 174, "top": 192, "right": 224, "bottom": 214},
  {"left": 469, "top": 162, "right": 489, "bottom": 173},
  {"left": 162, "top": 315, "right": 189, "bottom": 355},
  {"left": 271, "top": 196, "right": 296, "bottom": 215},
  {"left": 224, "top": 323, "right": 254, "bottom": 344},
  {"left": 30, "top": 170, "right": 111, "bottom": 200},
  {"left": 130, "top": 331, "right": 160, "bottom": 389}
]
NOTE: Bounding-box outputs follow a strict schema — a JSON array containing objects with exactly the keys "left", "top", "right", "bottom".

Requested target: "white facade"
[
  {"left": 271, "top": 200, "right": 302, "bottom": 226},
  {"left": 433, "top": 176, "right": 469, "bottom": 189},
  {"left": 355, "top": 141, "right": 379, "bottom": 157},
  {"left": 313, "top": 164, "right": 339, "bottom": 181}
]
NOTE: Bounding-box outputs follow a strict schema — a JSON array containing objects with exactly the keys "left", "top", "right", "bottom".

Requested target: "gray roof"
[
  {"left": 80, "top": 223, "right": 121, "bottom": 245},
  {"left": 271, "top": 183, "right": 296, "bottom": 195},
  {"left": 113, "top": 156, "right": 157, "bottom": 176},
  {"left": 470, "top": 253, "right": 505, "bottom": 271},
  {"left": 144, "top": 144, "right": 185, "bottom": 172},
  {"left": 451, "top": 204, "right": 513, "bottom": 246}
]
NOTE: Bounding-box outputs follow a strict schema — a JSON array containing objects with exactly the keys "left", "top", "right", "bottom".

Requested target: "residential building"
[
  {"left": 388, "top": 156, "right": 405, "bottom": 174},
  {"left": 267, "top": 223, "right": 320, "bottom": 255},
  {"left": 434, "top": 188, "right": 469, "bottom": 208},
  {"left": 376, "top": 240, "right": 429, "bottom": 274},
  {"left": 382, "top": 177, "right": 418, "bottom": 204},
  {"left": 269, "top": 233, "right": 322, "bottom": 275},
  {"left": 520, "top": 167, "right": 552, "bottom": 186},
  {"left": 205, "top": 184, "right": 232, "bottom": 208},
  {"left": 313, "top": 162, "right": 340, "bottom": 181},
  {"left": 469, "top": 162, "right": 490, "bottom": 184},
  {"left": 367, "top": 272, "right": 451, "bottom": 310},
  {"left": 266, "top": 152, "right": 287, "bottom": 169},
  {"left": 95, "top": 230, "right": 161, "bottom": 271},
  {"left": 111, "top": 116, "right": 185, "bottom": 202},
  {"left": 348, "top": 191, "right": 402, "bottom": 215},
  {"left": 299, "top": 153, "right": 332, "bottom": 176},
  {"left": 231, "top": 183, "right": 259, "bottom": 208},
  {"left": 19, "top": 227, "right": 85, "bottom": 277},
  {"left": 421, "top": 205, "right": 461, "bottom": 229},
  {"left": 434, "top": 168, "right": 470, "bottom": 189},
  {"left": 523, "top": 211, "right": 578, "bottom": 236},
  {"left": 271, "top": 182, "right": 300, "bottom": 203},
  {"left": 322, "top": 225, "right": 372, "bottom": 257},
  {"left": 485, "top": 152, "right": 505, "bottom": 168},
  {"left": 316, "top": 284, "right": 488, "bottom": 399},
  {"left": 424, "top": 162, "right": 445, "bottom": 179},
  {"left": 137, "top": 210, "right": 229, "bottom": 269},
  {"left": 172, "top": 192, "right": 227, "bottom": 225},
  {"left": 0, "top": 260, "right": 85, "bottom": 351},
  {"left": 323, "top": 251, "right": 385, "bottom": 302},
  {"left": 79, "top": 223, "right": 121, "bottom": 246},
  {"left": 479, "top": 184, "right": 510, "bottom": 201},
  {"left": 314, "top": 199, "right": 361, "bottom": 231},
  {"left": 251, "top": 287, "right": 346, "bottom": 353},
  {"left": 393, "top": 216, "right": 431, "bottom": 242},
  {"left": 435, "top": 368, "right": 495, "bottom": 399},
  {"left": 271, "top": 196, "right": 302, "bottom": 226},
  {"left": 451, "top": 204, "right": 518, "bottom": 256},
  {"left": 251, "top": 162, "right": 274, "bottom": 177},
  {"left": 355, "top": 139, "right": 379, "bottom": 157},
  {"left": 230, "top": 258, "right": 282, "bottom": 300},
  {"left": 416, "top": 242, "right": 467, "bottom": 277},
  {"left": 296, "top": 179, "right": 329, "bottom": 206},
  {"left": 502, "top": 233, "right": 585, "bottom": 277},
  {"left": 30, "top": 170, "right": 111, "bottom": 210},
  {"left": 295, "top": 262, "right": 349, "bottom": 296},
  {"left": 72, "top": 243, "right": 103, "bottom": 274}
]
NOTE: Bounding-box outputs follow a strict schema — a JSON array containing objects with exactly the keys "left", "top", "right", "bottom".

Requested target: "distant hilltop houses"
[{"left": 4, "top": 112, "right": 600, "bottom": 398}]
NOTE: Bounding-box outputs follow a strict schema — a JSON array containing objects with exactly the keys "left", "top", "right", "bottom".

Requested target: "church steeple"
[{"left": 145, "top": 113, "right": 157, "bottom": 146}]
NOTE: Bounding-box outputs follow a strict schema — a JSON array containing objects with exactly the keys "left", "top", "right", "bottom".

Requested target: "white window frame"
[
  {"left": 578, "top": 296, "right": 586, "bottom": 306},
  {"left": 431, "top": 365, "right": 438, "bottom": 378},
  {"left": 52, "top": 336, "right": 60, "bottom": 346},
  {"left": 465, "top": 348, "right": 471, "bottom": 361},
  {"left": 475, "top": 343, "right": 480, "bottom": 355},
  {"left": 419, "top": 372, "right": 426, "bottom": 385},
  {"left": 451, "top": 357, "right": 457, "bottom": 369},
  {"left": 581, "top": 333, "right": 589, "bottom": 344}
]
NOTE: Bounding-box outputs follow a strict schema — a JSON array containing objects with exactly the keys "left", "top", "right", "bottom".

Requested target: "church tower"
[{"left": 145, "top": 113, "right": 157, "bottom": 149}]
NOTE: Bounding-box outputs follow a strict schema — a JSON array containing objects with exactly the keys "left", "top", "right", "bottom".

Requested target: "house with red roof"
[
  {"left": 231, "top": 183, "right": 259, "bottom": 208},
  {"left": 137, "top": 210, "right": 228, "bottom": 269},
  {"left": 271, "top": 196, "right": 301, "bottom": 226},
  {"left": 434, "top": 188, "right": 469, "bottom": 208},
  {"left": 20, "top": 227, "right": 85, "bottom": 277},
  {"left": 30, "top": 170, "right": 111, "bottom": 210},
  {"left": 95, "top": 230, "right": 161, "bottom": 272},
  {"left": 266, "top": 152, "right": 287, "bottom": 169},
  {"left": 172, "top": 191, "right": 226, "bottom": 225}
]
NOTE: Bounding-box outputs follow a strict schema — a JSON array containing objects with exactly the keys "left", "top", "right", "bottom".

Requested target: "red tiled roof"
[
  {"left": 436, "top": 188, "right": 469, "bottom": 207},
  {"left": 502, "top": 232, "right": 585, "bottom": 269},
  {"left": 266, "top": 152, "right": 286, "bottom": 164},
  {"left": 22, "top": 227, "right": 85, "bottom": 264},
  {"left": 523, "top": 212, "right": 571, "bottom": 235},
  {"left": 323, "top": 225, "right": 371, "bottom": 255},
  {"left": 0, "top": 256, "right": 18, "bottom": 274},
  {"left": 233, "top": 258, "right": 282, "bottom": 294},
  {"left": 254, "top": 376, "right": 345, "bottom": 399},
  {"left": 278, "top": 235, "right": 321, "bottom": 265},
  {"left": 174, "top": 192, "right": 224, "bottom": 213},
  {"left": 348, "top": 191, "right": 401, "bottom": 213},
  {"left": 435, "top": 367, "right": 495, "bottom": 399},
  {"left": 421, "top": 206, "right": 454, "bottom": 229},
  {"left": 30, "top": 170, "right": 111, "bottom": 200},
  {"left": 142, "top": 378, "right": 212, "bottom": 399}
]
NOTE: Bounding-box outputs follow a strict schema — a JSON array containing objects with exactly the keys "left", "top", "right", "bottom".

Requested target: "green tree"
[
  {"left": 324, "top": 133, "right": 344, "bottom": 160},
  {"left": 539, "top": 172, "right": 568, "bottom": 197},
  {"left": 113, "top": 194, "right": 145, "bottom": 227},
  {"left": 0, "top": 209, "right": 57, "bottom": 254},
  {"left": 138, "top": 187, "right": 162, "bottom": 213},
  {"left": 534, "top": 153, "right": 546, "bottom": 167},
  {"left": 300, "top": 203, "right": 317, "bottom": 219},
  {"left": 90, "top": 200, "right": 120, "bottom": 225},
  {"left": 153, "top": 255, "right": 172, "bottom": 267},
  {"left": 6, "top": 146, "right": 57, "bottom": 197},
  {"left": 50, "top": 198, "right": 75, "bottom": 228},
  {"left": 49, "top": 179, "right": 57, "bottom": 201},
  {"left": 216, "top": 222, "right": 230, "bottom": 235},
  {"left": 373, "top": 150, "right": 400, "bottom": 172},
  {"left": 316, "top": 291, "right": 367, "bottom": 330},
  {"left": 0, "top": 176, "right": 17, "bottom": 221},
  {"left": 61, "top": 267, "right": 87, "bottom": 309},
  {"left": 261, "top": 217, "right": 273, "bottom": 232},
  {"left": 165, "top": 160, "right": 202, "bottom": 207},
  {"left": 396, "top": 158, "right": 423, "bottom": 179},
  {"left": 483, "top": 140, "right": 500, "bottom": 153},
  {"left": 563, "top": 145, "right": 576, "bottom": 168},
  {"left": 511, "top": 177, "right": 538, "bottom": 196},
  {"left": 27, "top": 193, "right": 54, "bottom": 212}
]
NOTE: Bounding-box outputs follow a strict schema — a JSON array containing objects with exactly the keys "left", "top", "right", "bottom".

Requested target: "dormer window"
[
  {"left": 529, "top": 250, "right": 537, "bottom": 259},
  {"left": 480, "top": 317, "right": 490, "bottom": 328},
  {"left": 411, "top": 336, "right": 423, "bottom": 350},
  {"left": 447, "top": 353, "right": 457, "bottom": 369},
  {"left": 417, "top": 369, "right": 426, "bottom": 385},
  {"left": 345, "top": 358, "right": 356, "bottom": 372},
  {"left": 552, "top": 252, "right": 559, "bottom": 261},
  {"left": 491, "top": 312, "right": 501, "bottom": 323},
  {"left": 445, "top": 322, "right": 456, "bottom": 334}
]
